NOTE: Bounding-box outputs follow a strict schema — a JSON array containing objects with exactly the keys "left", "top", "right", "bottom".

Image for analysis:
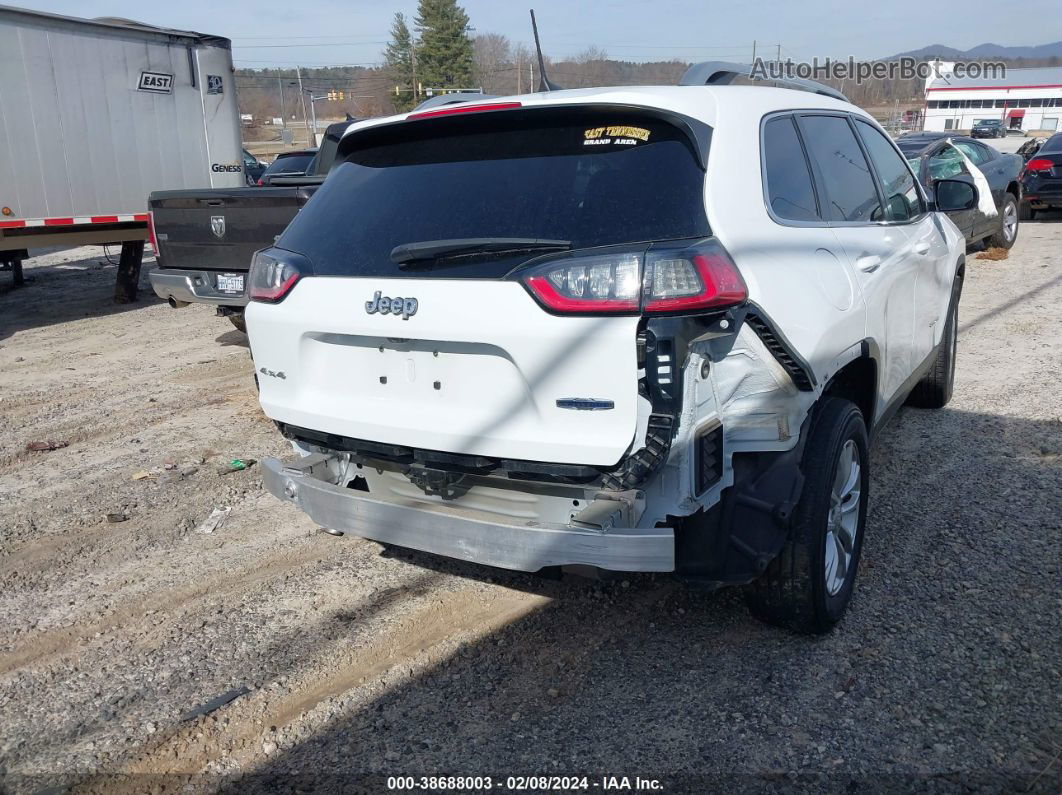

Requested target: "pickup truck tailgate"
[{"left": 149, "top": 187, "right": 317, "bottom": 272}]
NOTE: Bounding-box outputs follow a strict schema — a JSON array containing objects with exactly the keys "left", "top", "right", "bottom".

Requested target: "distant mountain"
[{"left": 889, "top": 41, "right": 1062, "bottom": 60}]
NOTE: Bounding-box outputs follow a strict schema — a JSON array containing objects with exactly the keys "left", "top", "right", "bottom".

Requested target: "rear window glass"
[
  {"left": 1041, "top": 134, "right": 1062, "bottom": 153},
  {"left": 263, "top": 152, "right": 314, "bottom": 176},
  {"left": 277, "top": 110, "right": 710, "bottom": 278}
]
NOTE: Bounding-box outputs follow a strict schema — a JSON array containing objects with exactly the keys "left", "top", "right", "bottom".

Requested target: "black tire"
[
  {"left": 985, "top": 193, "right": 1018, "bottom": 249},
  {"left": 744, "top": 398, "right": 869, "bottom": 635},
  {"left": 907, "top": 289, "right": 958, "bottom": 409},
  {"left": 1018, "top": 202, "right": 1036, "bottom": 222},
  {"left": 227, "top": 312, "right": 247, "bottom": 333}
]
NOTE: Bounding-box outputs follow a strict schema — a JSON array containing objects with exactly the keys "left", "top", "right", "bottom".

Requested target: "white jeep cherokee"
[{"left": 246, "top": 67, "right": 973, "bottom": 633}]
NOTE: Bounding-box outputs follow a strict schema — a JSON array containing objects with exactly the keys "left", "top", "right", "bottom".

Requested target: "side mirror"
[{"left": 934, "top": 178, "right": 978, "bottom": 212}]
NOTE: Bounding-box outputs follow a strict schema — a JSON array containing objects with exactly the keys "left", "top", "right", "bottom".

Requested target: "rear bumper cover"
[
  {"left": 262, "top": 457, "right": 675, "bottom": 572},
  {"left": 149, "top": 268, "right": 248, "bottom": 307}
]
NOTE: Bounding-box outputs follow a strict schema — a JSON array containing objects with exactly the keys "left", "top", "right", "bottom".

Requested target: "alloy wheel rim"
[
  {"left": 824, "top": 439, "right": 861, "bottom": 597},
  {"left": 1004, "top": 203, "right": 1018, "bottom": 241}
]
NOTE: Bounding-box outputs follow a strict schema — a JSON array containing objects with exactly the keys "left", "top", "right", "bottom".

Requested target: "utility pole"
[
  {"left": 517, "top": 52, "right": 522, "bottom": 94},
  {"left": 530, "top": 60, "right": 534, "bottom": 92},
  {"left": 410, "top": 42, "right": 419, "bottom": 102},
  {"left": 752, "top": 40, "right": 757, "bottom": 64},
  {"left": 776, "top": 43, "right": 781, "bottom": 63},
  {"left": 296, "top": 67, "right": 309, "bottom": 144},
  {"left": 277, "top": 76, "right": 285, "bottom": 127}
]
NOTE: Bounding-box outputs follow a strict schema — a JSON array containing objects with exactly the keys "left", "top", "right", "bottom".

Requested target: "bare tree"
[{"left": 474, "top": 33, "right": 512, "bottom": 94}]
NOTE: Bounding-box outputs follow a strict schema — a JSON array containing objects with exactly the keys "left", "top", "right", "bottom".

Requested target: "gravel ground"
[{"left": 0, "top": 223, "right": 1059, "bottom": 793}]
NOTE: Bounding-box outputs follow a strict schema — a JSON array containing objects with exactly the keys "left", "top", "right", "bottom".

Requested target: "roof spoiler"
[
  {"left": 679, "top": 61, "right": 848, "bottom": 103},
  {"left": 412, "top": 93, "right": 503, "bottom": 112}
]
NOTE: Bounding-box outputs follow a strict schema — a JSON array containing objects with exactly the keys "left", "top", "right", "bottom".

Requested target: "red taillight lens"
[
  {"left": 407, "top": 101, "right": 522, "bottom": 120},
  {"left": 520, "top": 240, "right": 747, "bottom": 315},
  {"left": 146, "top": 211, "right": 159, "bottom": 256},
  {"left": 1024, "top": 157, "right": 1054, "bottom": 173},
  {"left": 524, "top": 251, "right": 642, "bottom": 313},
  {"left": 256, "top": 177, "right": 263, "bottom": 186},
  {"left": 248, "top": 248, "right": 312, "bottom": 303}
]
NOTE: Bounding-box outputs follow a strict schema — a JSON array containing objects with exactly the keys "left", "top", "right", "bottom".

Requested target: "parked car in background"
[
  {"left": 971, "top": 119, "right": 1006, "bottom": 139},
  {"left": 256, "top": 149, "right": 317, "bottom": 186},
  {"left": 149, "top": 123, "right": 348, "bottom": 331},
  {"left": 896, "top": 134, "right": 1022, "bottom": 247},
  {"left": 243, "top": 149, "right": 266, "bottom": 185},
  {"left": 1019, "top": 132, "right": 1062, "bottom": 220},
  {"left": 247, "top": 74, "right": 971, "bottom": 635}
]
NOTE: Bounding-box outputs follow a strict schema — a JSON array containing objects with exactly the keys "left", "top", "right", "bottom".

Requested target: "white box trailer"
[{"left": 0, "top": 4, "right": 244, "bottom": 298}]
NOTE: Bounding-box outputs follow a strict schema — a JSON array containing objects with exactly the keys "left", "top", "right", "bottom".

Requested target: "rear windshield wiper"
[{"left": 392, "top": 238, "right": 571, "bottom": 267}]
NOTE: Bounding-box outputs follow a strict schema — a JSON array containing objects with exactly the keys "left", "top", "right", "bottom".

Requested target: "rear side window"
[
  {"left": 799, "top": 115, "right": 882, "bottom": 223},
  {"left": 854, "top": 119, "right": 924, "bottom": 222},
  {"left": 277, "top": 110, "right": 710, "bottom": 278},
  {"left": 263, "top": 152, "right": 314, "bottom": 176},
  {"left": 763, "top": 116, "right": 820, "bottom": 222},
  {"left": 953, "top": 140, "right": 992, "bottom": 165}
]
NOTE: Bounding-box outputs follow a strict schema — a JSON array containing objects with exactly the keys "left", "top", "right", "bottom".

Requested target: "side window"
[
  {"left": 854, "top": 119, "right": 925, "bottom": 222},
  {"left": 954, "top": 141, "right": 991, "bottom": 166},
  {"left": 927, "top": 145, "right": 968, "bottom": 181},
  {"left": 799, "top": 115, "right": 882, "bottom": 223},
  {"left": 762, "top": 116, "right": 820, "bottom": 222}
]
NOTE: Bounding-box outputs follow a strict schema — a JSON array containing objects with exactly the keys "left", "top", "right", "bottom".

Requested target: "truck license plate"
[{"left": 217, "top": 274, "right": 244, "bottom": 293}]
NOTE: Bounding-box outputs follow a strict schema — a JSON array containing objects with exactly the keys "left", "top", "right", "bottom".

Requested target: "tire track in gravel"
[
  {"left": 0, "top": 537, "right": 330, "bottom": 677},
  {"left": 119, "top": 585, "right": 555, "bottom": 776}
]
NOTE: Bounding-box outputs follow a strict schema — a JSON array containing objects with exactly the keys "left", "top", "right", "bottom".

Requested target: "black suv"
[{"left": 971, "top": 119, "right": 1005, "bottom": 139}]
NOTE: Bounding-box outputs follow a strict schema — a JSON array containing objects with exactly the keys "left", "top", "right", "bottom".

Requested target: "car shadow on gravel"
[
  {"left": 205, "top": 405, "right": 1061, "bottom": 792},
  {"left": 0, "top": 250, "right": 160, "bottom": 340}
]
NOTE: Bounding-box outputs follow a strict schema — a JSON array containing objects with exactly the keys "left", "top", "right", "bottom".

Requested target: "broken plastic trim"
[{"left": 741, "top": 305, "right": 816, "bottom": 391}]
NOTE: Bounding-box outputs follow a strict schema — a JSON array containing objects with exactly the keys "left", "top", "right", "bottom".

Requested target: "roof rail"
[
  {"left": 679, "top": 61, "right": 849, "bottom": 103},
  {"left": 412, "top": 93, "right": 502, "bottom": 112}
]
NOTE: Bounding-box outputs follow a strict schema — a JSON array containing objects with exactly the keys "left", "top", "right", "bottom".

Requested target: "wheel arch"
[{"left": 822, "top": 347, "right": 878, "bottom": 428}]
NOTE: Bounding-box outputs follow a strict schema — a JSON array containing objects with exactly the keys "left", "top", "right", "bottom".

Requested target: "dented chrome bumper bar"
[{"left": 262, "top": 457, "right": 674, "bottom": 572}]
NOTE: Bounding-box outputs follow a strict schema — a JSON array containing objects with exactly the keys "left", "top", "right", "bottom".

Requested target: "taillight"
[
  {"left": 519, "top": 239, "right": 747, "bottom": 315},
  {"left": 256, "top": 177, "right": 263, "bottom": 186},
  {"left": 146, "top": 211, "right": 159, "bottom": 257},
  {"left": 1024, "top": 157, "right": 1054, "bottom": 174},
  {"left": 524, "top": 251, "right": 642, "bottom": 312},
  {"left": 248, "top": 248, "right": 312, "bottom": 303}
]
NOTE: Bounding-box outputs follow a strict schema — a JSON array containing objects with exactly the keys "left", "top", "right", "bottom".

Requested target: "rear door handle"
[{"left": 856, "top": 254, "right": 882, "bottom": 272}]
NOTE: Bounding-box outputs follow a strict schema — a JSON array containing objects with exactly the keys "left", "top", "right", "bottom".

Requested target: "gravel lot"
[{"left": 0, "top": 220, "right": 1059, "bottom": 793}]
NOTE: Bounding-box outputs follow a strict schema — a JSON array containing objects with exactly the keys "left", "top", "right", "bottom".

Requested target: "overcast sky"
[{"left": 15, "top": 0, "right": 1062, "bottom": 68}]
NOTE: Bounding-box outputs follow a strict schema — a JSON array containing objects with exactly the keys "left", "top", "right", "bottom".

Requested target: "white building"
[{"left": 923, "top": 64, "right": 1062, "bottom": 134}]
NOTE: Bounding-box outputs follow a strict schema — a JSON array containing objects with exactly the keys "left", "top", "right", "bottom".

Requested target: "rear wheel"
[
  {"left": 745, "top": 398, "right": 869, "bottom": 634},
  {"left": 986, "top": 193, "right": 1018, "bottom": 249},
  {"left": 228, "top": 312, "right": 246, "bottom": 333},
  {"left": 907, "top": 290, "right": 958, "bottom": 409},
  {"left": 1018, "top": 202, "right": 1036, "bottom": 222}
]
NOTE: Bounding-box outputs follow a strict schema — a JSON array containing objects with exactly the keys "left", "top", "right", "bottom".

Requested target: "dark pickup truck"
[{"left": 148, "top": 122, "right": 347, "bottom": 331}]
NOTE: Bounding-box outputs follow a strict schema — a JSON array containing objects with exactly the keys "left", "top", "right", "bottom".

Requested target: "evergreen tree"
[
  {"left": 415, "top": 0, "right": 473, "bottom": 93},
  {"left": 385, "top": 12, "right": 416, "bottom": 111}
]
